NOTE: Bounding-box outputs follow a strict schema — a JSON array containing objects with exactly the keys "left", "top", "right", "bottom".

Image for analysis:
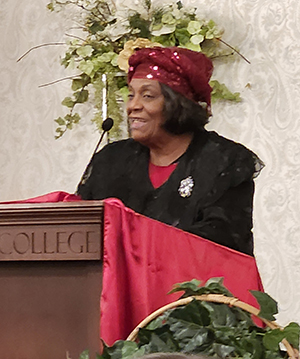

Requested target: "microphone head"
[{"left": 102, "top": 117, "right": 114, "bottom": 132}]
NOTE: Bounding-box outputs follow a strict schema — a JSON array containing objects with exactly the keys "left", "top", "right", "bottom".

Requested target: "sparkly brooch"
[{"left": 178, "top": 176, "right": 194, "bottom": 198}]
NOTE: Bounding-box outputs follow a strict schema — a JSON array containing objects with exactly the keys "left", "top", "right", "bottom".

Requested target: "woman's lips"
[{"left": 130, "top": 118, "right": 147, "bottom": 130}]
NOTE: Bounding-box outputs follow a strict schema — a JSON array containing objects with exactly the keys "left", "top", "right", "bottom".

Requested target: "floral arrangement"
[
  {"left": 47, "top": 0, "right": 243, "bottom": 139},
  {"left": 78, "top": 278, "right": 299, "bottom": 359}
]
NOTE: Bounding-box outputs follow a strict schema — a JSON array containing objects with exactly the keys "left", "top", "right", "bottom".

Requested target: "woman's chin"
[{"left": 131, "top": 132, "right": 147, "bottom": 143}]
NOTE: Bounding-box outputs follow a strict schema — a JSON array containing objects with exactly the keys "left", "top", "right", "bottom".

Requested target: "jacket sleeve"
[
  {"left": 188, "top": 178, "right": 255, "bottom": 255},
  {"left": 186, "top": 137, "right": 263, "bottom": 256},
  {"left": 76, "top": 142, "right": 116, "bottom": 200}
]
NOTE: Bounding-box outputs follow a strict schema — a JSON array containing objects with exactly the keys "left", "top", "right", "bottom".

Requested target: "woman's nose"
[{"left": 127, "top": 95, "right": 142, "bottom": 112}]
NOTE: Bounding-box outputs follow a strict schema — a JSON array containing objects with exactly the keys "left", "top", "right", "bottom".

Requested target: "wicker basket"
[{"left": 127, "top": 294, "right": 299, "bottom": 359}]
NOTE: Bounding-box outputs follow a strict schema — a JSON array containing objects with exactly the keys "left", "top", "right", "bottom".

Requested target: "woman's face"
[{"left": 127, "top": 78, "right": 168, "bottom": 147}]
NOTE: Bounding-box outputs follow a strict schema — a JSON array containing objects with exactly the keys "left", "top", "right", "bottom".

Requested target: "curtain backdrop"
[{"left": 1, "top": 0, "right": 300, "bottom": 328}]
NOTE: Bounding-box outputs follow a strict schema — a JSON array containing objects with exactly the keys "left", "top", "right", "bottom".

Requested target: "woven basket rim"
[{"left": 126, "top": 293, "right": 299, "bottom": 359}]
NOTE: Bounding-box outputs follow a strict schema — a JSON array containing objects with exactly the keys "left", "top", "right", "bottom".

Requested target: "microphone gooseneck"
[
  {"left": 92, "top": 117, "right": 114, "bottom": 157},
  {"left": 75, "top": 118, "right": 114, "bottom": 194}
]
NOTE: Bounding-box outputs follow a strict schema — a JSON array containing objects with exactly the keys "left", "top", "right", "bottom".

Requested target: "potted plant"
[{"left": 78, "top": 278, "right": 300, "bottom": 359}]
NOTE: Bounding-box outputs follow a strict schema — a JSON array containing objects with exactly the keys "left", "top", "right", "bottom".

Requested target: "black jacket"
[{"left": 78, "top": 130, "right": 263, "bottom": 255}]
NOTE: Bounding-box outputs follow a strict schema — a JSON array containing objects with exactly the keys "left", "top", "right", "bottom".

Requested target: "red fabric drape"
[
  {"left": 101, "top": 198, "right": 263, "bottom": 345},
  {"left": 1, "top": 192, "right": 263, "bottom": 346},
  {"left": 0, "top": 191, "right": 81, "bottom": 204}
]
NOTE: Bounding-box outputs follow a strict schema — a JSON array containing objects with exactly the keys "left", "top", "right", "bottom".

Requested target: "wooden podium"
[{"left": 0, "top": 200, "right": 104, "bottom": 359}]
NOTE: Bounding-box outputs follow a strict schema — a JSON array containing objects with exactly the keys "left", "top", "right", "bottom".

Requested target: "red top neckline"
[{"left": 148, "top": 162, "right": 178, "bottom": 188}]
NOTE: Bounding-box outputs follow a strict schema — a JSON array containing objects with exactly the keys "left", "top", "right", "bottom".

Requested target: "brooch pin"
[{"left": 178, "top": 176, "right": 194, "bottom": 198}]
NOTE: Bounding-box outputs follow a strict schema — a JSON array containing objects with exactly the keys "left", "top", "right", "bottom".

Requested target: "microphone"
[
  {"left": 91, "top": 117, "right": 114, "bottom": 157},
  {"left": 75, "top": 118, "right": 114, "bottom": 194}
]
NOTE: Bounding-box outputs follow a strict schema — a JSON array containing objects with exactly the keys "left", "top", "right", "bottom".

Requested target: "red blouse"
[{"left": 148, "top": 162, "right": 178, "bottom": 188}]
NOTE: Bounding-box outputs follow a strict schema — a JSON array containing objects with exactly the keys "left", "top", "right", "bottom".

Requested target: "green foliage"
[
  {"left": 263, "top": 323, "right": 300, "bottom": 352},
  {"left": 250, "top": 291, "right": 278, "bottom": 321},
  {"left": 79, "top": 349, "right": 90, "bottom": 359},
  {"left": 77, "top": 278, "right": 299, "bottom": 359},
  {"left": 210, "top": 80, "right": 241, "bottom": 104},
  {"left": 168, "top": 277, "right": 233, "bottom": 297},
  {"left": 101, "top": 341, "right": 145, "bottom": 359},
  {"left": 47, "top": 0, "right": 245, "bottom": 138}
]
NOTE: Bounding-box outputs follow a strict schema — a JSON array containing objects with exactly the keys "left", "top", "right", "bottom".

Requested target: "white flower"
[
  {"left": 190, "top": 34, "right": 204, "bottom": 45},
  {"left": 151, "top": 24, "right": 176, "bottom": 36},
  {"left": 115, "top": 0, "right": 150, "bottom": 20},
  {"left": 171, "top": 7, "right": 182, "bottom": 20},
  {"left": 104, "top": 19, "right": 130, "bottom": 41}
]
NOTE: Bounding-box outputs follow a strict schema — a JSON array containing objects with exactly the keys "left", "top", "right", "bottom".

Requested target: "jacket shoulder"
[
  {"left": 205, "top": 131, "right": 264, "bottom": 182},
  {"left": 92, "top": 138, "right": 145, "bottom": 163}
]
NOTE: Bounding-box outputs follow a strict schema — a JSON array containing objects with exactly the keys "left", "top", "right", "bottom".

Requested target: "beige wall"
[{"left": 1, "top": 0, "right": 300, "bottom": 328}]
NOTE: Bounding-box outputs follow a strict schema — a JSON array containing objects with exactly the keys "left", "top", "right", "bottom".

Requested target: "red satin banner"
[
  {"left": 101, "top": 198, "right": 263, "bottom": 345},
  {"left": 0, "top": 191, "right": 81, "bottom": 204},
  {"left": 1, "top": 192, "right": 263, "bottom": 346}
]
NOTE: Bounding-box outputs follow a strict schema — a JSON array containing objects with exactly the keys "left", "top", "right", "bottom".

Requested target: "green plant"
[
  {"left": 78, "top": 278, "right": 299, "bottom": 359},
  {"left": 46, "top": 0, "right": 243, "bottom": 139}
]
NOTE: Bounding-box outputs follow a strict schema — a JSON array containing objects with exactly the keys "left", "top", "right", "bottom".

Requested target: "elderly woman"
[{"left": 78, "top": 47, "right": 263, "bottom": 256}]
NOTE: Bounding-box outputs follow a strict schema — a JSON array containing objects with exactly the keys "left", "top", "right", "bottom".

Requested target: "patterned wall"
[{"left": 1, "top": 0, "right": 300, "bottom": 329}]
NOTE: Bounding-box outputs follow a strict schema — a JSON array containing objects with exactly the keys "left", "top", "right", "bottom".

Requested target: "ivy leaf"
[
  {"left": 176, "top": 1, "right": 183, "bottom": 10},
  {"left": 118, "top": 86, "right": 129, "bottom": 102},
  {"left": 54, "top": 117, "right": 66, "bottom": 126},
  {"left": 190, "top": 34, "right": 204, "bottom": 45},
  {"left": 76, "top": 45, "right": 93, "bottom": 57},
  {"left": 97, "top": 52, "right": 116, "bottom": 63},
  {"left": 187, "top": 20, "right": 202, "bottom": 35},
  {"left": 74, "top": 89, "right": 89, "bottom": 103},
  {"left": 79, "top": 349, "right": 90, "bottom": 359},
  {"left": 204, "top": 302, "right": 237, "bottom": 327},
  {"left": 55, "top": 127, "right": 64, "bottom": 139},
  {"left": 78, "top": 60, "right": 95, "bottom": 76},
  {"left": 128, "top": 13, "right": 151, "bottom": 38},
  {"left": 72, "top": 75, "right": 91, "bottom": 91},
  {"left": 250, "top": 291, "right": 278, "bottom": 321},
  {"left": 168, "top": 278, "right": 233, "bottom": 297},
  {"left": 185, "top": 41, "right": 201, "bottom": 52},
  {"left": 263, "top": 328, "right": 285, "bottom": 351},
  {"left": 72, "top": 113, "right": 81, "bottom": 124},
  {"left": 151, "top": 24, "right": 176, "bottom": 36},
  {"left": 138, "top": 326, "right": 179, "bottom": 352},
  {"left": 151, "top": 34, "right": 176, "bottom": 47},
  {"left": 161, "top": 13, "right": 176, "bottom": 25},
  {"left": 203, "top": 277, "right": 234, "bottom": 296},
  {"left": 146, "top": 312, "right": 170, "bottom": 330},
  {"left": 47, "top": 3, "right": 54, "bottom": 11},
  {"left": 282, "top": 322, "right": 300, "bottom": 348},
  {"left": 89, "top": 21, "right": 105, "bottom": 34},
  {"left": 174, "top": 28, "right": 190, "bottom": 45},
  {"left": 168, "top": 278, "right": 202, "bottom": 295},
  {"left": 100, "top": 340, "right": 142, "bottom": 359},
  {"left": 169, "top": 318, "right": 214, "bottom": 351},
  {"left": 213, "top": 343, "right": 235, "bottom": 358},
  {"left": 72, "top": 79, "right": 85, "bottom": 91},
  {"left": 61, "top": 97, "right": 74, "bottom": 108},
  {"left": 169, "top": 300, "right": 211, "bottom": 327},
  {"left": 210, "top": 80, "right": 241, "bottom": 103}
]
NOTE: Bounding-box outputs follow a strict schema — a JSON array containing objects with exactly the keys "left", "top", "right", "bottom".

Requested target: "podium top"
[
  {"left": 0, "top": 200, "right": 103, "bottom": 225},
  {"left": 0, "top": 200, "right": 104, "bottom": 261}
]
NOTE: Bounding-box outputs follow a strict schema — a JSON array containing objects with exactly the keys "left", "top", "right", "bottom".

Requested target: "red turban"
[{"left": 128, "top": 47, "right": 213, "bottom": 106}]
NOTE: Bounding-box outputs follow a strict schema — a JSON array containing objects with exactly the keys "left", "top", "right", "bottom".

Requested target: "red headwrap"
[{"left": 127, "top": 47, "right": 213, "bottom": 106}]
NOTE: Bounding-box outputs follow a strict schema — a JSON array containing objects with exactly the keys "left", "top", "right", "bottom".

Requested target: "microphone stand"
[{"left": 75, "top": 118, "right": 114, "bottom": 195}]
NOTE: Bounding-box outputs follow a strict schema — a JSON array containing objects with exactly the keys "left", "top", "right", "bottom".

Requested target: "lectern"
[{"left": 0, "top": 200, "right": 104, "bottom": 359}]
